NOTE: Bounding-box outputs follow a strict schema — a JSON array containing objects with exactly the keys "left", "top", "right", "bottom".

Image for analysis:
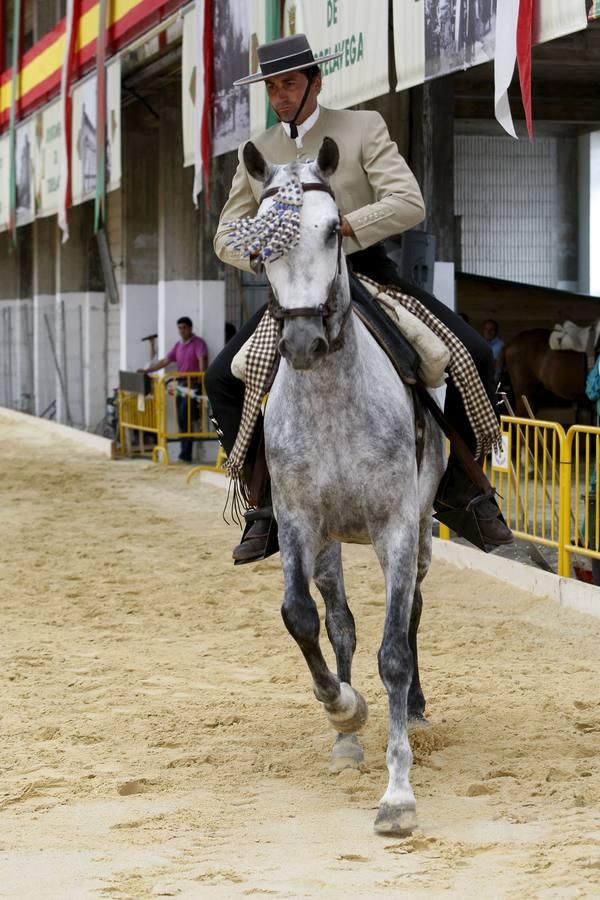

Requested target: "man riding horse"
[{"left": 205, "top": 34, "right": 512, "bottom": 562}]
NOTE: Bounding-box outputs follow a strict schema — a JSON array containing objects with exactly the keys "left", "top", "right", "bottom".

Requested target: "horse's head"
[{"left": 243, "top": 138, "right": 349, "bottom": 371}]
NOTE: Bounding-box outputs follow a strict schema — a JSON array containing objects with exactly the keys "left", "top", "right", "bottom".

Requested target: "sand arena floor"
[{"left": 1, "top": 414, "right": 600, "bottom": 899}]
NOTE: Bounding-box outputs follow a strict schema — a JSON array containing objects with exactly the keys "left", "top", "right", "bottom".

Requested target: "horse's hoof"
[
  {"left": 408, "top": 713, "right": 430, "bottom": 732},
  {"left": 374, "top": 802, "right": 417, "bottom": 836},
  {"left": 325, "top": 683, "right": 368, "bottom": 734},
  {"left": 329, "top": 733, "right": 364, "bottom": 772}
]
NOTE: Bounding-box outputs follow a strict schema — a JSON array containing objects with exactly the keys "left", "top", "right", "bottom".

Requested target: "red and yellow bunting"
[{"left": 0, "top": 0, "right": 181, "bottom": 129}]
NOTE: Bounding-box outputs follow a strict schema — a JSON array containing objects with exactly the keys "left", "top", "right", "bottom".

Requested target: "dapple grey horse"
[{"left": 245, "top": 138, "right": 444, "bottom": 835}]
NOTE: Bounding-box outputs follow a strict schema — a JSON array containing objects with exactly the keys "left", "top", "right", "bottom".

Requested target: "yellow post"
[
  {"left": 156, "top": 375, "right": 169, "bottom": 465},
  {"left": 558, "top": 427, "right": 571, "bottom": 578},
  {"left": 118, "top": 389, "right": 126, "bottom": 456}
]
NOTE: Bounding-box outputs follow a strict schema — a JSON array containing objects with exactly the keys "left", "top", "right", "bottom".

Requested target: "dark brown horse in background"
[{"left": 501, "top": 329, "right": 588, "bottom": 417}]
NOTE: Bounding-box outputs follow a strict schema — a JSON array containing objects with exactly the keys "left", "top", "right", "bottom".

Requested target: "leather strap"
[
  {"left": 416, "top": 385, "right": 494, "bottom": 495},
  {"left": 260, "top": 182, "right": 336, "bottom": 203}
]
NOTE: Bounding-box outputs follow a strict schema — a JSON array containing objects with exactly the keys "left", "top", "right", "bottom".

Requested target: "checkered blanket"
[{"left": 223, "top": 274, "right": 502, "bottom": 482}]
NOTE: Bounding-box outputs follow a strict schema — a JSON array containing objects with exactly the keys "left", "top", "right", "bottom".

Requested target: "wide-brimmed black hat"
[{"left": 234, "top": 34, "right": 342, "bottom": 87}]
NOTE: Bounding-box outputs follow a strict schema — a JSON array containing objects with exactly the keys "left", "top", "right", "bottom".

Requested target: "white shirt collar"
[{"left": 281, "top": 104, "right": 321, "bottom": 149}]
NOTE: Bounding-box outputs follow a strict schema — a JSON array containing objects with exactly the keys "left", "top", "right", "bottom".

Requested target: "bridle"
[{"left": 260, "top": 181, "right": 351, "bottom": 350}]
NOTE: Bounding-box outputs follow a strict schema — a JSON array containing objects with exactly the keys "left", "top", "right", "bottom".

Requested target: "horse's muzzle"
[{"left": 279, "top": 319, "right": 329, "bottom": 370}]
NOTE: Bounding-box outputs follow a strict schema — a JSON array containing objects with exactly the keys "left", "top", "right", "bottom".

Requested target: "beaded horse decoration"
[{"left": 225, "top": 174, "right": 304, "bottom": 263}]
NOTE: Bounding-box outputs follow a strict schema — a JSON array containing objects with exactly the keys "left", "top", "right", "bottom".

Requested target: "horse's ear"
[
  {"left": 315, "top": 137, "right": 339, "bottom": 179},
  {"left": 243, "top": 141, "right": 269, "bottom": 182}
]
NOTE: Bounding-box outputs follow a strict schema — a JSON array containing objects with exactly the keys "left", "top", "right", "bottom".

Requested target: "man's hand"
[{"left": 340, "top": 217, "right": 354, "bottom": 238}]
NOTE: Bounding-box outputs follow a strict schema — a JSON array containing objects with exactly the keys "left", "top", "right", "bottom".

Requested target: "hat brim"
[{"left": 234, "top": 51, "right": 343, "bottom": 87}]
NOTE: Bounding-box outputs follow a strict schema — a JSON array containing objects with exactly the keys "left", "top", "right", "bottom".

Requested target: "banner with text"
[
  {"left": 394, "top": 0, "right": 425, "bottom": 92},
  {"left": 283, "top": 0, "right": 389, "bottom": 110},
  {"left": 534, "top": 0, "right": 587, "bottom": 44},
  {"left": 248, "top": 0, "right": 268, "bottom": 139},
  {"left": 33, "top": 99, "right": 62, "bottom": 219}
]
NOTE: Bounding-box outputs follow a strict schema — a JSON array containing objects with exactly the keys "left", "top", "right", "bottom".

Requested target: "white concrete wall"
[
  {"left": 119, "top": 283, "right": 158, "bottom": 372},
  {"left": 33, "top": 294, "right": 57, "bottom": 417},
  {"left": 55, "top": 292, "right": 106, "bottom": 429},
  {"left": 0, "top": 299, "right": 33, "bottom": 412},
  {"left": 84, "top": 293, "right": 107, "bottom": 429},
  {"left": 157, "top": 279, "right": 225, "bottom": 367}
]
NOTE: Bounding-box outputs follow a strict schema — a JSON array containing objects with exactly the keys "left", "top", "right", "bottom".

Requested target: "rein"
[{"left": 262, "top": 181, "right": 349, "bottom": 350}]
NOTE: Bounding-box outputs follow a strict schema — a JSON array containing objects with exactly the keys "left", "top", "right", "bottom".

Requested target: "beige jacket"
[{"left": 214, "top": 106, "right": 425, "bottom": 272}]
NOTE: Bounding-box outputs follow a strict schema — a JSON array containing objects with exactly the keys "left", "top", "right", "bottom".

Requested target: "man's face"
[
  {"left": 265, "top": 71, "right": 321, "bottom": 124},
  {"left": 178, "top": 323, "right": 193, "bottom": 341},
  {"left": 483, "top": 321, "right": 498, "bottom": 342}
]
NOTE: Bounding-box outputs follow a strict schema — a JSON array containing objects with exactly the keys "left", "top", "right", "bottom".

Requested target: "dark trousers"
[
  {"left": 205, "top": 244, "right": 496, "bottom": 463},
  {"left": 176, "top": 394, "right": 197, "bottom": 462}
]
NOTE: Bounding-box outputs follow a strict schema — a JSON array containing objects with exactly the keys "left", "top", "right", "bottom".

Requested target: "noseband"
[{"left": 261, "top": 181, "right": 351, "bottom": 351}]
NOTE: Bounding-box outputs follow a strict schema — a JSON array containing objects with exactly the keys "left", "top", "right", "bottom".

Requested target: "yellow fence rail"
[
  {"left": 440, "top": 416, "right": 600, "bottom": 579},
  {"left": 564, "top": 426, "right": 600, "bottom": 573},
  {"left": 118, "top": 372, "right": 221, "bottom": 467}
]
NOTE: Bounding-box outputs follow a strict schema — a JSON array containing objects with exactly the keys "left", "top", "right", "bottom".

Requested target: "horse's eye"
[{"left": 326, "top": 223, "right": 339, "bottom": 243}]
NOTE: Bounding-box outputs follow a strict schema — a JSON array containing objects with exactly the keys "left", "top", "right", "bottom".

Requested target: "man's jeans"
[{"left": 176, "top": 394, "right": 198, "bottom": 462}]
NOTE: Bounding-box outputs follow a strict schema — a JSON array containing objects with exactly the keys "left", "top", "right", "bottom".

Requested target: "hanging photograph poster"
[
  {"left": 423, "top": 0, "right": 496, "bottom": 80},
  {"left": 16, "top": 119, "right": 35, "bottom": 225},
  {"left": 213, "top": 0, "right": 250, "bottom": 156},
  {"left": 71, "top": 58, "right": 121, "bottom": 207}
]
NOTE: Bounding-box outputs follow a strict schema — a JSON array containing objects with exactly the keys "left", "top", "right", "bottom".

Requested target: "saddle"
[{"left": 348, "top": 272, "right": 419, "bottom": 384}]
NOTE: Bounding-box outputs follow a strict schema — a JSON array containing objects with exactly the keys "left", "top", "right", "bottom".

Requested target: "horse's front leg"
[
  {"left": 279, "top": 522, "right": 368, "bottom": 735},
  {"left": 314, "top": 542, "right": 364, "bottom": 771},
  {"left": 373, "top": 518, "right": 420, "bottom": 836}
]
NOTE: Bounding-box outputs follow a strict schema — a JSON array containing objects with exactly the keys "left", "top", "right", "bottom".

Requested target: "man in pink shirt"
[{"left": 143, "top": 317, "right": 208, "bottom": 462}]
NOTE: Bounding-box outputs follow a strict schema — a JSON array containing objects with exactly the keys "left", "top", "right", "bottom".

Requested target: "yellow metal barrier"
[
  {"left": 187, "top": 445, "right": 228, "bottom": 484},
  {"left": 438, "top": 415, "right": 600, "bottom": 578},
  {"left": 118, "top": 377, "right": 161, "bottom": 456},
  {"left": 490, "top": 416, "right": 568, "bottom": 572},
  {"left": 118, "top": 372, "right": 221, "bottom": 466},
  {"left": 563, "top": 425, "right": 600, "bottom": 576}
]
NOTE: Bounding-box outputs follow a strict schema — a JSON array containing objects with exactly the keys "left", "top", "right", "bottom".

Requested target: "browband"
[{"left": 260, "top": 182, "right": 336, "bottom": 203}]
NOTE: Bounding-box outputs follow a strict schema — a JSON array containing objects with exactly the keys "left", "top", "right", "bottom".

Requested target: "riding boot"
[
  {"left": 434, "top": 456, "right": 513, "bottom": 550},
  {"left": 231, "top": 436, "right": 279, "bottom": 565}
]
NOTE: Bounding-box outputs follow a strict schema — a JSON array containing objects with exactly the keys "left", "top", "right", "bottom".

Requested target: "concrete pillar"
[
  {"left": 120, "top": 102, "right": 159, "bottom": 372},
  {"left": 0, "top": 230, "right": 34, "bottom": 411},
  {"left": 33, "top": 216, "right": 58, "bottom": 417},
  {"left": 157, "top": 84, "right": 225, "bottom": 365},
  {"left": 0, "top": 233, "right": 19, "bottom": 409},
  {"left": 410, "top": 79, "right": 456, "bottom": 263},
  {"left": 56, "top": 202, "right": 106, "bottom": 429},
  {"left": 16, "top": 225, "right": 34, "bottom": 412},
  {"left": 579, "top": 131, "right": 600, "bottom": 296}
]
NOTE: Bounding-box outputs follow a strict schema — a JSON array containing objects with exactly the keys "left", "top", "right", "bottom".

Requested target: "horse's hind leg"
[
  {"left": 407, "top": 586, "right": 426, "bottom": 726},
  {"left": 372, "top": 518, "right": 420, "bottom": 836},
  {"left": 408, "top": 517, "right": 433, "bottom": 728},
  {"left": 280, "top": 524, "right": 368, "bottom": 735},
  {"left": 314, "top": 542, "right": 364, "bottom": 771}
]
